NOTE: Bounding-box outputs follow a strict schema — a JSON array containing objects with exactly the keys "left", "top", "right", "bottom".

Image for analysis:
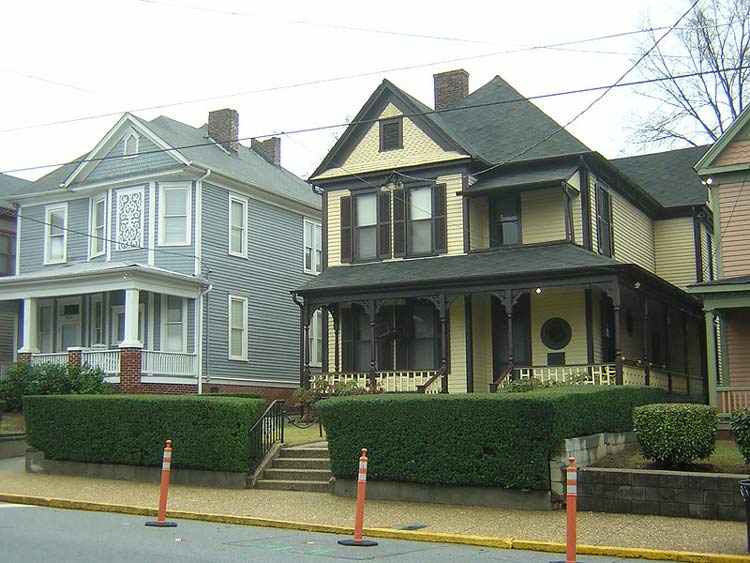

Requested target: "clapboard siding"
[
  {"left": 471, "top": 295, "right": 493, "bottom": 391},
  {"left": 725, "top": 310, "right": 750, "bottom": 386},
  {"left": 521, "top": 188, "right": 566, "bottom": 244},
  {"left": 201, "top": 182, "right": 308, "bottom": 386},
  {"left": 448, "top": 298, "right": 467, "bottom": 393},
  {"left": 152, "top": 181, "right": 196, "bottom": 275},
  {"left": 530, "top": 289, "right": 587, "bottom": 366},
  {"left": 469, "top": 196, "right": 490, "bottom": 250},
  {"left": 442, "top": 173, "right": 464, "bottom": 255},
  {"left": 611, "top": 192, "right": 655, "bottom": 273},
  {"left": 327, "top": 190, "right": 346, "bottom": 267},
  {"left": 718, "top": 182, "right": 750, "bottom": 277},
  {"left": 654, "top": 217, "right": 696, "bottom": 289}
]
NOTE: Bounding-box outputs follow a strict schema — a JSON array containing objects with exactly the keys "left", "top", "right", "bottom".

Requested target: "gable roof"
[
  {"left": 694, "top": 105, "right": 750, "bottom": 174},
  {"left": 14, "top": 113, "right": 319, "bottom": 209},
  {"left": 310, "top": 75, "right": 591, "bottom": 181},
  {"left": 0, "top": 172, "right": 30, "bottom": 200},
  {"left": 610, "top": 146, "right": 709, "bottom": 208}
]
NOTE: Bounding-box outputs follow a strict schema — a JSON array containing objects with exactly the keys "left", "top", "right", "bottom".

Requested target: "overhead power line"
[{"left": 1, "top": 64, "right": 740, "bottom": 177}]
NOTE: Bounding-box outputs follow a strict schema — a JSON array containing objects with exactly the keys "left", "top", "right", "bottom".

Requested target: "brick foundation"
[
  {"left": 17, "top": 353, "right": 32, "bottom": 363},
  {"left": 67, "top": 348, "right": 83, "bottom": 368},
  {"left": 119, "top": 347, "right": 142, "bottom": 394},
  {"left": 106, "top": 380, "right": 295, "bottom": 403}
]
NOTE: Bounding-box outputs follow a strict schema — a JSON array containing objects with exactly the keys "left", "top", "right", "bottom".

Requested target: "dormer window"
[
  {"left": 123, "top": 130, "right": 139, "bottom": 158},
  {"left": 379, "top": 118, "right": 403, "bottom": 151}
]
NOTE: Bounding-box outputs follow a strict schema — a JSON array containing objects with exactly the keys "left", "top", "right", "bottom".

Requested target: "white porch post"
[
  {"left": 121, "top": 288, "right": 142, "bottom": 349},
  {"left": 18, "top": 298, "right": 39, "bottom": 354}
]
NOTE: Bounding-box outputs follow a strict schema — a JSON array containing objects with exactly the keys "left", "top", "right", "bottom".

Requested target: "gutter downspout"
[
  {"left": 291, "top": 292, "right": 305, "bottom": 387},
  {"left": 197, "top": 281, "right": 213, "bottom": 395}
]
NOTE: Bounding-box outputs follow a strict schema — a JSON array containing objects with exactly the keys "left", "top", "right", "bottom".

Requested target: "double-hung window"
[
  {"left": 90, "top": 195, "right": 107, "bottom": 257},
  {"left": 159, "top": 182, "right": 191, "bottom": 246},
  {"left": 355, "top": 193, "right": 377, "bottom": 261},
  {"left": 229, "top": 195, "right": 248, "bottom": 257},
  {"left": 308, "top": 309, "right": 323, "bottom": 366},
  {"left": 44, "top": 203, "right": 68, "bottom": 264},
  {"left": 408, "top": 186, "right": 433, "bottom": 255},
  {"left": 489, "top": 195, "right": 520, "bottom": 247},
  {"left": 304, "top": 219, "right": 322, "bottom": 274},
  {"left": 0, "top": 233, "right": 14, "bottom": 275},
  {"left": 228, "top": 295, "right": 248, "bottom": 360},
  {"left": 596, "top": 183, "right": 613, "bottom": 257},
  {"left": 161, "top": 295, "right": 185, "bottom": 352}
]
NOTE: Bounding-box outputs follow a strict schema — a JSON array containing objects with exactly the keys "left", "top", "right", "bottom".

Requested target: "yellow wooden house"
[{"left": 295, "top": 69, "right": 711, "bottom": 398}]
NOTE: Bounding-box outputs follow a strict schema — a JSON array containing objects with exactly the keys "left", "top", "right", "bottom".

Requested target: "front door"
[{"left": 57, "top": 298, "right": 81, "bottom": 352}]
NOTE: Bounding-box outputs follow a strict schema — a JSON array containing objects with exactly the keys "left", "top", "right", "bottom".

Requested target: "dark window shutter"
[
  {"left": 340, "top": 195, "right": 353, "bottom": 263},
  {"left": 380, "top": 119, "right": 402, "bottom": 151},
  {"left": 433, "top": 184, "right": 447, "bottom": 254},
  {"left": 393, "top": 187, "right": 406, "bottom": 257},
  {"left": 378, "top": 191, "right": 391, "bottom": 259}
]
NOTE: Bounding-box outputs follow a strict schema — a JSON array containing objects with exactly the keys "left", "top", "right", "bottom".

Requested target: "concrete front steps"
[{"left": 254, "top": 441, "right": 331, "bottom": 492}]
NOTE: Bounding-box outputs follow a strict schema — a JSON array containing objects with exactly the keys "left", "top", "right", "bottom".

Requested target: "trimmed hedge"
[
  {"left": 0, "top": 400, "right": 4, "bottom": 423},
  {"left": 24, "top": 395, "right": 266, "bottom": 472},
  {"left": 633, "top": 403, "right": 718, "bottom": 468},
  {"left": 318, "top": 386, "right": 663, "bottom": 490},
  {"left": 730, "top": 408, "right": 750, "bottom": 465},
  {"left": 203, "top": 393, "right": 262, "bottom": 399}
]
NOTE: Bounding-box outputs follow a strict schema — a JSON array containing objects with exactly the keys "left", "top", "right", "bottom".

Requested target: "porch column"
[
  {"left": 613, "top": 285, "right": 623, "bottom": 385},
  {"left": 504, "top": 289, "right": 514, "bottom": 371},
  {"left": 641, "top": 295, "right": 650, "bottom": 387},
  {"left": 121, "top": 288, "right": 142, "bottom": 348},
  {"left": 664, "top": 308, "right": 672, "bottom": 393},
  {"left": 464, "top": 295, "right": 474, "bottom": 393},
  {"left": 439, "top": 294, "right": 449, "bottom": 393},
  {"left": 368, "top": 300, "right": 377, "bottom": 392},
  {"left": 682, "top": 311, "right": 690, "bottom": 396},
  {"left": 333, "top": 305, "right": 341, "bottom": 373},
  {"left": 704, "top": 310, "right": 718, "bottom": 409},
  {"left": 18, "top": 298, "right": 39, "bottom": 355},
  {"left": 302, "top": 304, "right": 311, "bottom": 388}
]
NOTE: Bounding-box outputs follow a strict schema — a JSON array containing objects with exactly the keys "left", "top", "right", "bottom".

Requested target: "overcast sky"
[{"left": 0, "top": 0, "right": 686, "bottom": 181}]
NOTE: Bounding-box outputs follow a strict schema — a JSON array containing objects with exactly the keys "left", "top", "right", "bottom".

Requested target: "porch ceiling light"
[
  {"left": 535, "top": 287, "right": 542, "bottom": 294},
  {"left": 701, "top": 177, "right": 713, "bottom": 186}
]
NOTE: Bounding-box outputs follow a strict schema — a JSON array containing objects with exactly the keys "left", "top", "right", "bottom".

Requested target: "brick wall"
[
  {"left": 578, "top": 467, "right": 746, "bottom": 521},
  {"left": 106, "top": 380, "right": 295, "bottom": 402},
  {"left": 119, "top": 348, "right": 142, "bottom": 394}
]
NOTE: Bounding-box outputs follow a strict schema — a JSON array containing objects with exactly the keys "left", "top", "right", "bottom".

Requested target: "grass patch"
[
  {"left": 284, "top": 420, "right": 325, "bottom": 444},
  {"left": 593, "top": 440, "right": 749, "bottom": 474},
  {"left": 0, "top": 412, "right": 25, "bottom": 435}
]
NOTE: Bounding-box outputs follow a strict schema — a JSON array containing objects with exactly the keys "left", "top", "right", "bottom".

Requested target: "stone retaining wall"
[{"left": 578, "top": 467, "right": 747, "bottom": 521}]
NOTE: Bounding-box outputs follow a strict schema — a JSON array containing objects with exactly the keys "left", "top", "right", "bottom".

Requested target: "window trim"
[
  {"left": 354, "top": 191, "right": 379, "bottom": 262},
  {"left": 0, "top": 230, "right": 15, "bottom": 275},
  {"left": 56, "top": 296, "right": 82, "bottom": 352},
  {"left": 90, "top": 295, "right": 104, "bottom": 346},
  {"left": 595, "top": 182, "right": 613, "bottom": 258},
  {"left": 228, "top": 194, "right": 248, "bottom": 258},
  {"left": 406, "top": 184, "right": 434, "bottom": 257},
  {"left": 44, "top": 203, "right": 68, "bottom": 265},
  {"left": 89, "top": 194, "right": 107, "bottom": 258},
  {"left": 489, "top": 193, "right": 521, "bottom": 248},
  {"left": 158, "top": 182, "right": 192, "bottom": 247},
  {"left": 308, "top": 309, "right": 323, "bottom": 367},
  {"left": 123, "top": 130, "right": 140, "bottom": 159},
  {"left": 38, "top": 302, "right": 53, "bottom": 354},
  {"left": 160, "top": 295, "right": 187, "bottom": 353},
  {"left": 304, "top": 218, "right": 322, "bottom": 274},
  {"left": 379, "top": 117, "right": 403, "bottom": 152},
  {"left": 228, "top": 294, "right": 248, "bottom": 361},
  {"left": 110, "top": 303, "right": 146, "bottom": 347}
]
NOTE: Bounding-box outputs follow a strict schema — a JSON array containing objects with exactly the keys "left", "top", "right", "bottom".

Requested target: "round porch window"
[{"left": 541, "top": 318, "right": 572, "bottom": 350}]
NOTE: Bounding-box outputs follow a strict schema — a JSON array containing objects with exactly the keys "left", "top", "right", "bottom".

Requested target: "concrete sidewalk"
[{"left": 0, "top": 455, "right": 748, "bottom": 561}]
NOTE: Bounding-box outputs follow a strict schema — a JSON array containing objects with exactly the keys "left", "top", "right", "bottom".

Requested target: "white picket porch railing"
[
  {"left": 141, "top": 350, "right": 197, "bottom": 376},
  {"left": 319, "top": 369, "right": 443, "bottom": 394},
  {"left": 514, "top": 363, "right": 617, "bottom": 386},
  {"left": 82, "top": 349, "right": 121, "bottom": 375},
  {"left": 30, "top": 353, "right": 68, "bottom": 366}
]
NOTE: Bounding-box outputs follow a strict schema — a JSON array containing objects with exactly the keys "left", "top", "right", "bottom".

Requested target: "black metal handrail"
[
  {"left": 417, "top": 367, "right": 448, "bottom": 394},
  {"left": 248, "top": 400, "right": 285, "bottom": 472},
  {"left": 489, "top": 363, "right": 514, "bottom": 393}
]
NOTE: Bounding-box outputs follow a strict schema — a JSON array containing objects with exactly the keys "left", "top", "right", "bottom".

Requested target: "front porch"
[{"left": 296, "top": 245, "right": 707, "bottom": 400}]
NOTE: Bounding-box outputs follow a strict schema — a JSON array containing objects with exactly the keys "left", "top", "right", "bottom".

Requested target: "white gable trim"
[{"left": 63, "top": 113, "right": 191, "bottom": 189}]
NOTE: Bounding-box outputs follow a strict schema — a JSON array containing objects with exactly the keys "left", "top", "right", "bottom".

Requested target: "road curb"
[{"left": 1, "top": 493, "right": 748, "bottom": 563}]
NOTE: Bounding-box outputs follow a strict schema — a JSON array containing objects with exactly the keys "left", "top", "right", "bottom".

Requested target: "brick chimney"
[
  {"left": 208, "top": 108, "right": 239, "bottom": 155},
  {"left": 434, "top": 69, "right": 469, "bottom": 112},
  {"left": 251, "top": 137, "right": 281, "bottom": 167}
]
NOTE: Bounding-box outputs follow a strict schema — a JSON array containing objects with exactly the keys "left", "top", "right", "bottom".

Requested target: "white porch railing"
[
  {"left": 514, "top": 364, "right": 617, "bottom": 386},
  {"left": 30, "top": 353, "right": 68, "bottom": 366},
  {"left": 622, "top": 364, "right": 646, "bottom": 386},
  {"left": 141, "top": 350, "right": 197, "bottom": 376},
  {"left": 82, "top": 349, "right": 120, "bottom": 375},
  {"left": 319, "top": 369, "right": 443, "bottom": 394},
  {"left": 648, "top": 368, "right": 670, "bottom": 391}
]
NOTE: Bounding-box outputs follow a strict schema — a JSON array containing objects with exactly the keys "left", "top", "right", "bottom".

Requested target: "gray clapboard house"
[{"left": 0, "top": 109, "right": 321, "bottom": 396}]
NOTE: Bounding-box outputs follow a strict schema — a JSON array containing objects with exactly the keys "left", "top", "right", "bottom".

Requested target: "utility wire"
[{"left": 1, "top": 65, "right": 742, "bottom": 177}]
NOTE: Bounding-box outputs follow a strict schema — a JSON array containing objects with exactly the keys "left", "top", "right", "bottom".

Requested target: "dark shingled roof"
[
  {"left": 610, "top": 146, "right": 709, "bottom": 208},
  {"left": 437, "top": 76, "right": 591, "bottom": 164},
  {"left": 296, "top": 243, "right": 619, "bottom": 295},
  {"left": 466, "top": 161, "right": 579, "bottom": 192},
  {"left": 0, "top": 172, "right": 30, "bottom": 199}
]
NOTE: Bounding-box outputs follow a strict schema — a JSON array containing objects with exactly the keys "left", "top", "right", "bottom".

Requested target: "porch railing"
[
  {"left": 319, "top": 370, "right": 442, "bottom": 394},
  {"left": 718, "top": 387, "right": 750, "bottom": 414},
  {"left": 82, "top": 349, "right": 120, "bottom": 375},
  {"left": 142, "top": 351, "right": 197, "bottom": 376},
  {"left": 248, "top": 400, "right": 285, "bottom": 472},
  {"left": 30, "top": 353, "right": 68, "bottom": 366},
  {"left": 514, "top": 363, "right": 617, "bottom": 386}
]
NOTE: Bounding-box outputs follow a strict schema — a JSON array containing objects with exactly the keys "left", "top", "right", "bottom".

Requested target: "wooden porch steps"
[{"left": 254, "top": 441, "right": 331, "bottom": 493}]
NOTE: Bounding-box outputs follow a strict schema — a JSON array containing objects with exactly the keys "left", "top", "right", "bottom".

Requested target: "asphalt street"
[{"left": 0, "top": 502, "right": 701, "bottom": 563}]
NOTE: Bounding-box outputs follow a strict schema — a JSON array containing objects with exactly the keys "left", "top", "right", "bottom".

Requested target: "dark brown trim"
[
  {"left": 563, "top": 183, "right": 573, "bottom": 243},
  {"left": 462, "top": 174, "right": 470, "bottom": 253},
  {"left": 379, "top": 117, "right": 403, "bottom": 152},
  {"left": 585, "top": 288, "right": 594, "bottom": 364},
  {"left": 322, "top": 309, "right": 329, "bottom": 372},
  {"left": 579, "top": 163, "right": 592, "bottom": 250},
  {"left": 693, "top": 210, "right": 703, "bottom": 283},
  {"left": 464, "top": 295, "right": 474, "bottom": 393},
  {"left": 322, "top": 191, "right": 328, "bottom": 271}
]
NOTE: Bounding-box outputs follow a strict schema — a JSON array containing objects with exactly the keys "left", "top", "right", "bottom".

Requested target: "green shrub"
[
  {"left": 318, "top": 386, "right": 663, "bottom": 490},
  {"left": 0, "top": 400, "right": 4, "bottom": 423},
  {"left": 730, "top": 408, "right": 750, "bottom": 464},
  {"left": 203, "top": 393, "right": 262, "bottom": 399},
  {"left": 23, "top": 395, "right": 266, "bottom": 472},
  {"left": 0, "top": 362, "right": 108, "bottom": 411},
  {"left": 633, "top": 403, "right": 718, "bottom": 468}
]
